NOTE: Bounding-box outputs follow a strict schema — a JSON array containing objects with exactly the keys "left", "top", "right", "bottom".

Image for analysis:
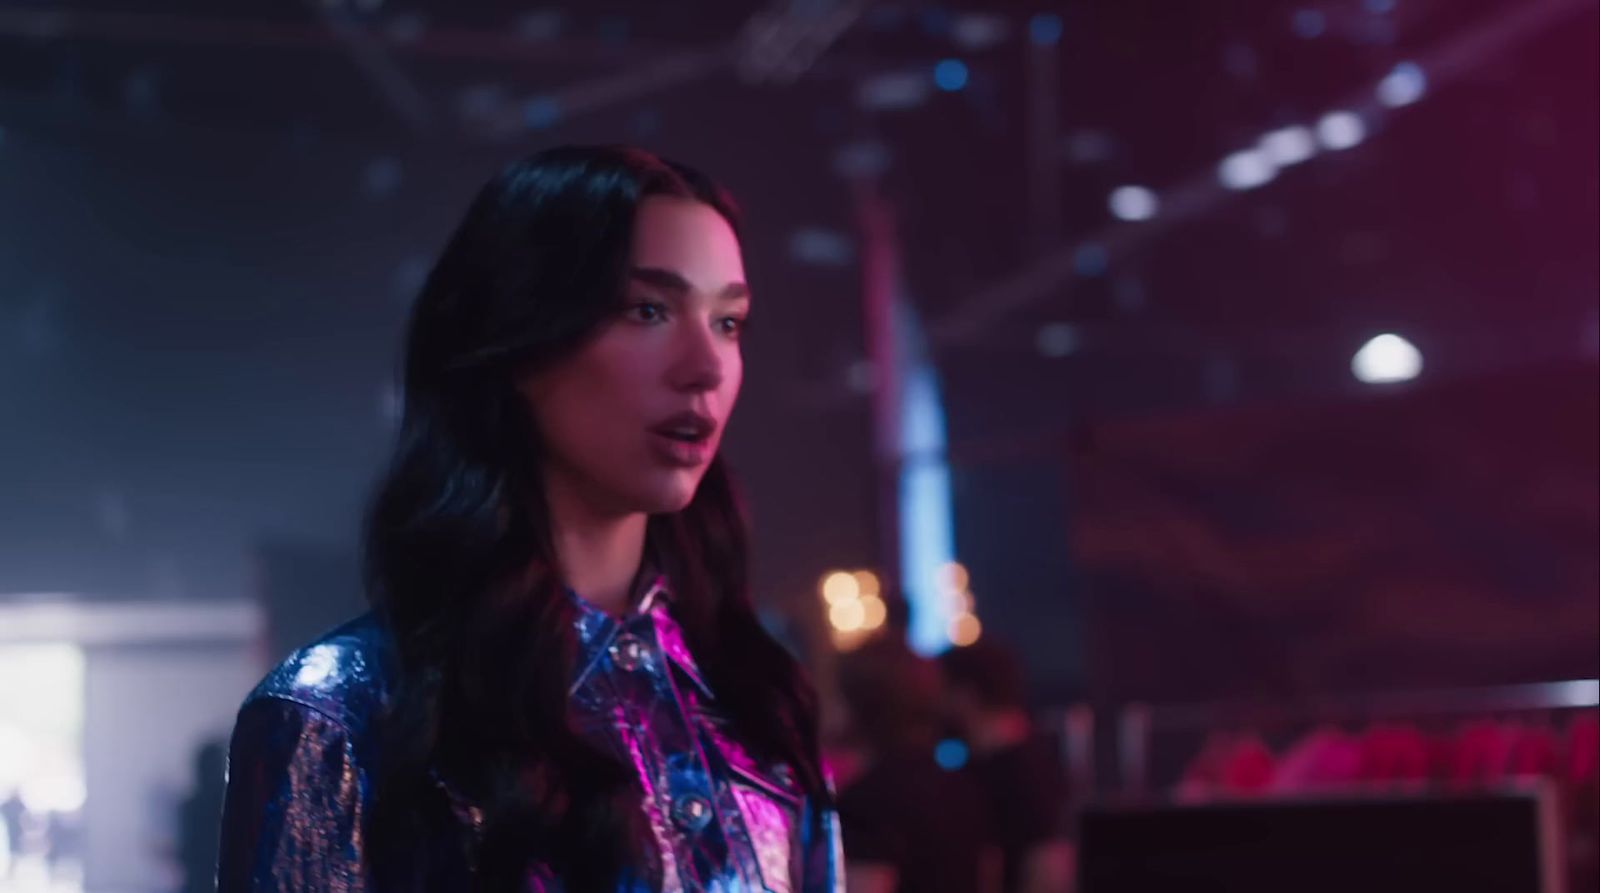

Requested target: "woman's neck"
[{"left": 544, "top": 478, "right": 648, "bottom": 615}]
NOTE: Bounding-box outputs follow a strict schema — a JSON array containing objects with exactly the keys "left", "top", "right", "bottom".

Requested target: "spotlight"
[
  {"left": 1259, "top": 126, "right": 1316, "bottom": 166},
  {"left": 1316, "top": 110, "right": 1366, "bottom": 150},
  {"left": 1351, "top": 333, "right": 1422, "bottom": 383},
  {"left": 1376, "top": 61, "right": 1426, "bottom": 108},
  {"left": 1109, "top": 185, "right": 1159, "bottom": 221},
  {"left": 1218, "top": 149, "right": 1277, "bottom": 190}
]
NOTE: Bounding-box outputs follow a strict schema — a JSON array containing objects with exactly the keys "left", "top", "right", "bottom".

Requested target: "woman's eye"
[
  {"left": 718, "top": 316, "right": 747, "bottom": 338},
  {"left": 626, "top": 301, "right": 667, "bottom": 324}
]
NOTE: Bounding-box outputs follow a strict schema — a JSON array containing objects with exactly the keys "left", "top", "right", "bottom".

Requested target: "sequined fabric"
[{"left": 217, "top": 578, "right": 844, "bottom": 892}]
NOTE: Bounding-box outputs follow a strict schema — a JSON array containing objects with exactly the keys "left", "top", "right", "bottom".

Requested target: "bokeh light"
[
  {"left": 938, "top": 561, "right": 970, "bottom": 593},
  {"left": 852, "top": 570, "right": 881, "bottom": 598},
  {"left": 1218, "top": 148, "right": 1277, "bottom": 190},
  {"left": 1352, "top": 333, "right": 1423, "bottom": 384},
  {"left": 934, "top": 59, "right": 970, "bottom": 92},
  {"left": 1109, "top": 185, "right": 1160, "bottom": 221},
  {"left": 830, "top": 598, "right": 866, "bottom": 632},
  {"left": 860, "top": 594, "right": 888, "bottom": 631},
  {"left": 1260, "top": 126, "right": 1317, "bottom": 166},
  {"left": 1377, "top": 61, "right": 1427, "bottom": 108},
  {"left": 948, "top": 612, "right": 983, "bottom": 647},
  {"left": 1317, "top": 110, "right": 1367, "bottom": 151},
  {"left": 821, "top": 571, "right": 860, "bottom": 605}
]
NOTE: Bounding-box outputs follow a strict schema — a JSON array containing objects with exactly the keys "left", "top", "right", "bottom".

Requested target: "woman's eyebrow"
[
  {"left": 630, "top": 266, "right": 749, "bottom": 300},
  {"left": 629, "top": 266, "right": 690, "bottom": 293}
]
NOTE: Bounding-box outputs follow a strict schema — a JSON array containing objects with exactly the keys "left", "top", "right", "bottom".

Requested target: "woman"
[{"left": 217, "top": 146, "right": 842, "bottom": 892}]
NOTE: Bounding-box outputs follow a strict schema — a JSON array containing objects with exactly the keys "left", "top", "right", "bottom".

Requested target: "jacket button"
[
  {"left": 609, "top": 634, "right": 647, "bottom": 672},
  {"left": 672, "top": 793, "right": 714, "bottom": 833}
]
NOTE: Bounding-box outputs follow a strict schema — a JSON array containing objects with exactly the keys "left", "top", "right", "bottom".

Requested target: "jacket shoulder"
[{"left": 242, "top": 613, "right": 396, "bottom": 747}]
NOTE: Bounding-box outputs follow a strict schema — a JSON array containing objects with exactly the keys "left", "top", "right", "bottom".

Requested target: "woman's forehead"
[{"left": 630, "top": 196, "right": 745, "bottom": 288}]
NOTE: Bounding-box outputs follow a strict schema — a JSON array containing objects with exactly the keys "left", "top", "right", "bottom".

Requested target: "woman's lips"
[{"left": 648, "top": 430, "right": 714, "bottom": 468}]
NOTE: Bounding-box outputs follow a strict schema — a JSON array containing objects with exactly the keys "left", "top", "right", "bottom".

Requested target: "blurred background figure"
[
  {"left": 175, "top": 741, "right": 225, "bottom": 893},
  {"left": 0, "top": 790, "right": 23, "bottom": 879},
  {"left": 940, "top": 639, "right": 1075, "bottom": 893},
  {"left": 41, "top": 809, "right": 81, "bottom": 888},
  {"left": 836, "top": 636, "right": 999, "bottom": 893}
]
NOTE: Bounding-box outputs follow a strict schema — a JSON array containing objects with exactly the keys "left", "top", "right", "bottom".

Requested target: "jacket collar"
[{"left": 566, "top": 572, "right": 713, "bottom": 699}]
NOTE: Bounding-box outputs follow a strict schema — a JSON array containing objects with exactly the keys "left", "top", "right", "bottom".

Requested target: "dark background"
[{"left": 3, "top": 0, "right": 1596, "bottom": 703}]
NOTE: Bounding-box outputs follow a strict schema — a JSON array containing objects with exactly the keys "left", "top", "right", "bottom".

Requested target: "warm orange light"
[
  {"left": 859, "top": 594, "right": 887, "bottom": 630},
  {"left": 939, "top": 561, "right": 970, "bottom": 593},
  {"left": 948, "top": 612, "right": 982, "bottom": 647},
  {"left": 829, "top": 598, "right": 866, "bottom": 632},
  {"left": 821, "top": 571, "right": 860, "bottom": 605},
  {"left": 852, "top": 570, "right": 882, "bottom": 598}
]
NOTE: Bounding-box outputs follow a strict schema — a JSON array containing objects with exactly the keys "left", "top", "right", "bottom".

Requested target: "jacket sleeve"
[
  {"left": 217, "top": 696, "right": 372, "bottom": 893},
  {"left": 799, "top": 797, "right": 845, "bottom": 893}
]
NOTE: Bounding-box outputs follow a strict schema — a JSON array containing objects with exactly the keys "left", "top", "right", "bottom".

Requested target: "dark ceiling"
[{"left": 1, "top": 1, "right": 1595, "bottom": 661}]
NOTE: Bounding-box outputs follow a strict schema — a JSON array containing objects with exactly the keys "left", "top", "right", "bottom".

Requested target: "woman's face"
[{"left": 520, "top": 195, "right": 749, "bottom": 517}]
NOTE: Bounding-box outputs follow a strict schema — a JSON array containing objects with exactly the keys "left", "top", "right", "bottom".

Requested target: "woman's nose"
[{"left": 670, "top": 320, "right": 725, "bottom": 394}]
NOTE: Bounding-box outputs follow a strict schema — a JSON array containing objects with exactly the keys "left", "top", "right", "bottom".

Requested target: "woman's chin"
[{"left": 633, "top": 472, "right": 703, "bottom": 515}]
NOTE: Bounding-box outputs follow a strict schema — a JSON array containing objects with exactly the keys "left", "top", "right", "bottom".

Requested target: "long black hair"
[{"left": 363, "top": 146, "right": 827, "bottom": 890}]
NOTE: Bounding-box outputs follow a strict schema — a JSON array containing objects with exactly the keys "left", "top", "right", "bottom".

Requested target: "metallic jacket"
[{"left": 217, "top": 577, "right": 844, "bottom": 892}]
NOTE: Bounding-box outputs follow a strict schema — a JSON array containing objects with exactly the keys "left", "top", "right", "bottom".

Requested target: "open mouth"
[
  {"left": 647, "top": 412, "right": 717, "bottom": 467},
  {"left": 649, "top": 412, "right": 715, "bottom": 445},
  {"left": 656, "top": 427, "right": 710, "bottom": 445}
]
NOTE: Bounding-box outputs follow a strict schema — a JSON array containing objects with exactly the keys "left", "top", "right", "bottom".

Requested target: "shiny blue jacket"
[{"left": 217, "top": 577, "right": 843, "bottom": 892}]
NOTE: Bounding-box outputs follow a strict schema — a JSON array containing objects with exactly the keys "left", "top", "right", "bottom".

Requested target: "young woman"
[{"left": 217, "top": 146, "right": 842, "bottom": 892}]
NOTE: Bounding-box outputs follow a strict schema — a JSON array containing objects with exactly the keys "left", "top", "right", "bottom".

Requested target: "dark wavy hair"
[{"left": 363, "top": 145, "right": 828, "bottom": 890}]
